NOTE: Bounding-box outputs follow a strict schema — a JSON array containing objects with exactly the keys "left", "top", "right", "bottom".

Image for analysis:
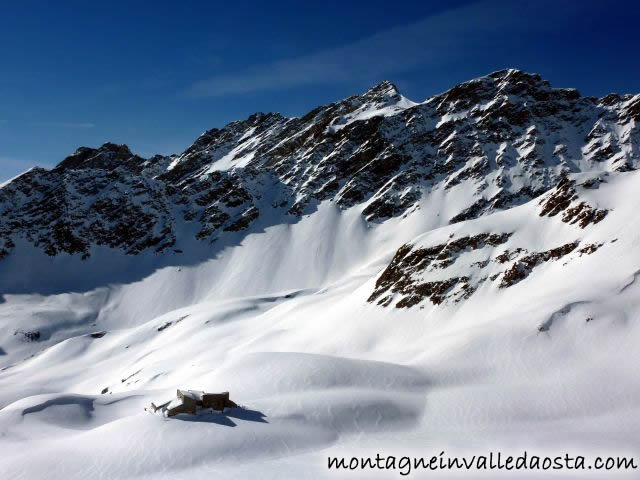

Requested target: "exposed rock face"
[
  {"left": 368, "top": 171, "right": 613, "bottom": 307},
  {"left": 0, "top": 69, "right": 638, "bottom": 260},
  {"left": 14, "top": 330, "right": 41, "bottom": 342},
  {"left": 538, "top": 176, "right": 608, "bottom": 228},
  {"left": 497, "top": 242, "right": 579, "bottom": 288},
  {"left": 368, "top": 233, "right": 512, "bottom": 307},
  {"left": 368, "top": 234, "right": 601, "bottom": 308},
  {"left": 54, "top": 143, "right": 144, "bottom": 172}
]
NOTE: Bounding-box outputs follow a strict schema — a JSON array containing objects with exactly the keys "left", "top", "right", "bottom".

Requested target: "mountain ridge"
[{"left": 0, "top": 68, "right": 638, "bottom": 268}]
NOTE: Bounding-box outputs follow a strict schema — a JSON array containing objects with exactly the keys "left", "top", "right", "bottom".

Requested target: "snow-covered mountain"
[
  {"left": 1, "top": 70, "right": 639, "bottom": 479},
  {"left": 1, "top": 70, "right": 638, "bottom": 272}
]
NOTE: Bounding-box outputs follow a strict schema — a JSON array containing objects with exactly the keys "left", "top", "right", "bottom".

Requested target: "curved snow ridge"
[
  {"left": 210, "top": 351, "right": 431, "bottom": 397},
  {"left": 0, "top": 406, "right": 337, "bottom": 478},
  {"left": 258, "top": 388, "right": 426, "bottom": 434},
  {"left": 0, "top": 392, "right": 144, "bottom": 432}
]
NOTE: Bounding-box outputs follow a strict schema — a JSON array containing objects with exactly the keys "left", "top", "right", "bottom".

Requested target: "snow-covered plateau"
[{"left": 1, "top": 70, "right": 639, "bottom": 478}]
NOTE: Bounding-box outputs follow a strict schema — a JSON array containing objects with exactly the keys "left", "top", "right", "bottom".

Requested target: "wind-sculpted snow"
[{"left": 0, "top": 70, "right": 638, "bottom": 264}]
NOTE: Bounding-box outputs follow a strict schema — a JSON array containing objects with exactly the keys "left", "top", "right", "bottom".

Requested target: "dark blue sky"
[{"left": 1, "top": 0, "right": 639, "bottom": 181}]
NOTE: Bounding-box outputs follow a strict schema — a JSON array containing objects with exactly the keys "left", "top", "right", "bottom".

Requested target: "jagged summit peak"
[
  {"left": 487, "top": 68, "right": 544, "bottom": 81},
  {"left": 247, "top": 111, "right": 284, "bottom": 122},
  {"left": 79, "top": 142, "right": 132, "bottom": 154},
  {"left": 366, "top": 80, "right": 399, "bottom": 95},
  {"left": 197, "top": 111, "right": 286, "bottom": 137},
  {"left": 55, "top": 142, "right": 138, "bottom": 171},
  {"left": 489, "top": 69, "right": 555, "bottom": 92},
  {"left": 430, "top": 68, "right": 583, "bottom": 112},
  {"left": 354, "top": 80, "right": 409, "bottom": 109},
  {"left": 185, "top": 111, "right": 288, "bottom": 158},
  {"left": 359, "top": 80, "right": 402, "bottom": 104},
  {"left": 449, "top": 68, "right": 551, "bottom": 93}
]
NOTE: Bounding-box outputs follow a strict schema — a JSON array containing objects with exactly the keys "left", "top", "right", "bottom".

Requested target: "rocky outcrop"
[
  {"left": 368, "top": 233, "right": 512, "bottom": 307},
  {"left": 538, "top": 177, "right": 608, "bottom": 228},
  {"left": 498, "top": 242, "right": 579, "bottom": 288},
  {"left": 368, "top": 232, "right": 608, "bottom": 308}
]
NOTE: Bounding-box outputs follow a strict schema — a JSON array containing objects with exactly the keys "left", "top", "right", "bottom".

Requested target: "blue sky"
[{"left": 1, "top": 0, "right": 639, "bottom": 182}]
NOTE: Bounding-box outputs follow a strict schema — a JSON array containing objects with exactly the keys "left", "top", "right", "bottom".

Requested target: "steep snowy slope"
[{"left": 1, "top": 71, "right": 639, "bottom": 478}]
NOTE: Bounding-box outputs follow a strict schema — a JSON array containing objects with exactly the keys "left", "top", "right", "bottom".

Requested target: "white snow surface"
[
  {"left": 1, "top": 169, "right": 640, "bottom": 478},
  {"left": 326, "top": 93, "right": 416, "bottom": 133}
]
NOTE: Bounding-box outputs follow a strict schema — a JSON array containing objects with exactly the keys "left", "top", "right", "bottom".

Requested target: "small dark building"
[{"left": 149, "top": 389, "right": 237, "bottom": 417}]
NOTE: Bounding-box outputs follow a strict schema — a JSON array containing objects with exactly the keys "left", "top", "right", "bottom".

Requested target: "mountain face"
[
  {"left": 1, "top": 69, "right": 638, "bottom": 262},
  {"left": 2, "top": 70, "right": 640, "bottom": 478},
  {"left": 368, "top": 174, "right": 611, "bottom": 309}
]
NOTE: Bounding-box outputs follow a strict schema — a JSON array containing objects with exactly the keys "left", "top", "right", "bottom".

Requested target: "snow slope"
[
  {"left": 1, "top": 71, "right": 640, "bottom": 478},
  {"left": 1, "top": 169, "right": 639, "bottom": 478}
]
